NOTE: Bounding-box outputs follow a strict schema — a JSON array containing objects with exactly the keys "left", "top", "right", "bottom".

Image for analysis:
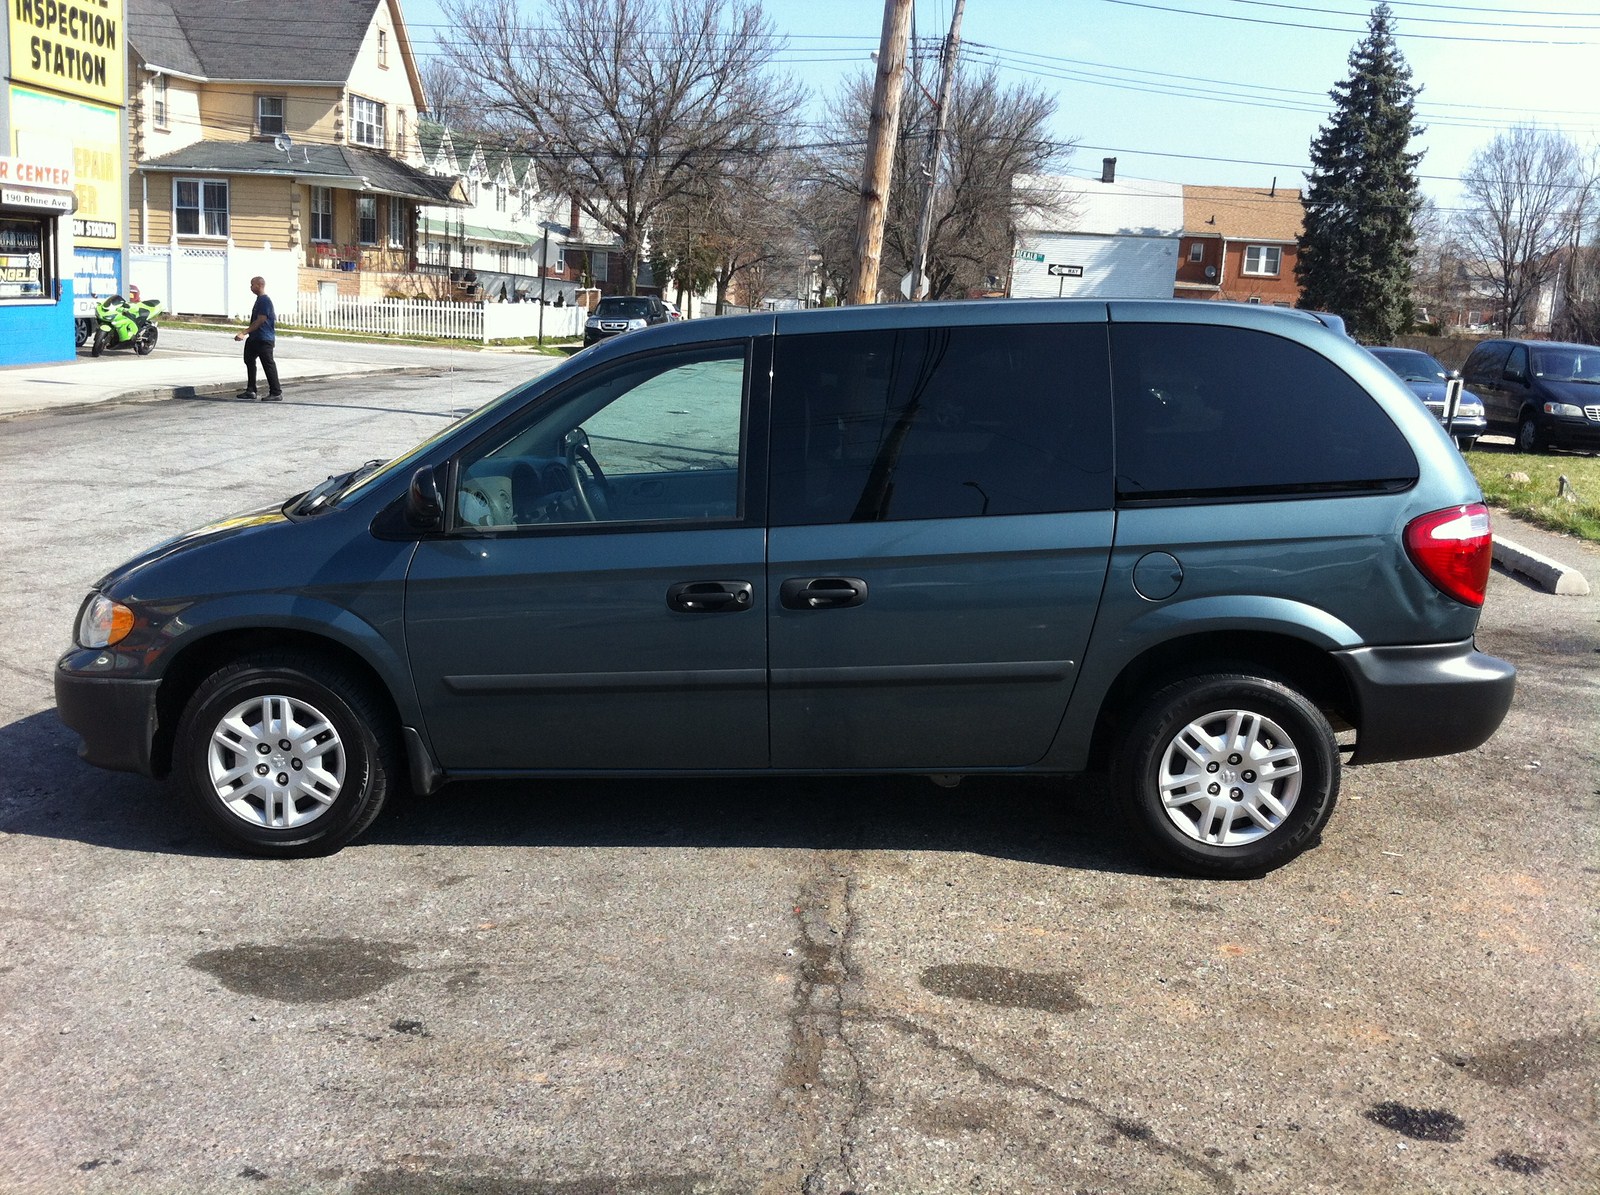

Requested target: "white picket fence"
[{"left": 289, "top": 294, "right": 584, "bottom": 343}]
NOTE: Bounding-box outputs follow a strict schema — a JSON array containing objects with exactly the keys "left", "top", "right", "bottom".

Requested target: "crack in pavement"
[
  {"left": 856, "top": 1009, "right": 1238, "bottom": 1194},
  {"left": 780, "top": 854, "right": 866, "bottom": 1195}
]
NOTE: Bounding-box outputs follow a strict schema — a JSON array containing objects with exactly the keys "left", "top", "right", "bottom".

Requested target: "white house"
[{"left": 1010, "top": 165, "right": 1184, "bottom": 300}]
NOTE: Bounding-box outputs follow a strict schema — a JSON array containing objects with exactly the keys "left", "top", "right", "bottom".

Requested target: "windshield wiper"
[{"left": 291, "top": 459, "right": 384, "bottom": 516}]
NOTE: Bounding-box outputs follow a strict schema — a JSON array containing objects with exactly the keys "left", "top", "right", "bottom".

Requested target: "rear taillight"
[{"left": 1404, "top": 504, "right": 1493, "bottom": 606}]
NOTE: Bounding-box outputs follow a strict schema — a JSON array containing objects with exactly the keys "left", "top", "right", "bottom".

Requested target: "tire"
[
  {"left": 1517, "top": 414, "right": 1545, "bottom": 454},
  {"left": 91, "top": 327, "right": 106, "bottom": 357},
  {"left": 173, "top": 651, "right": 400, "bottom": 857},
  {"left": 135, "top": 324, "right": 158, "bottom": 355},
  {"left": 1113, "top": 673, "right": 1340, "bottom": 879},
  {"left": 74, "top": 318, "right": 92, "bottom": 348}
]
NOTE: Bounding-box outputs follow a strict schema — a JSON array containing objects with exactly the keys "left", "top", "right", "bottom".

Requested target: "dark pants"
[{"left": 243, "top": 338, "right": 281, "bottom": 395}]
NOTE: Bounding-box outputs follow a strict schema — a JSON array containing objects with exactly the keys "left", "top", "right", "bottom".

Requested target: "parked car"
[
  {"left": 1367, "top": 346, "right": 1488, "bottom": 450},
  {"left": 1460, "top": 338, "right": 1600, "bottom": 453},
  {"left": 665, "top": 302, "right": 685, "bottom": 321},
  {"left": 583, "top": 295, "right": 671, "bottom": 347},
  {"left": 56, "top": 301, "right": 1514, "bottom": 877}
]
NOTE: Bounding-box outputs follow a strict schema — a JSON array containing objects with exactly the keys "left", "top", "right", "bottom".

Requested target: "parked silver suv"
[{"left": 57, "top": 301, "right": 1515, "bottom": 877}]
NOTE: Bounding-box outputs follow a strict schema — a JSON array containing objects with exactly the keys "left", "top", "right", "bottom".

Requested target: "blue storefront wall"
[{"left": 0, "top": 277, "right": 75, "bottom": 365}]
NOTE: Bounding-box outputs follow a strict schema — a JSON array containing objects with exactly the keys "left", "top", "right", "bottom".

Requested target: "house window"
[
  {"left": 257, "top": 95, "right": 286, "bottom": 137},
  {"left": 350, "top": 95, "right": 385, "bottom": 149},
  {"left": 498, "top": 248, "right": 510, "bottom": 271},
  {"left": 463, "top": 245, "right": 474, "bottom": 268},
  {"left": 591, "top": 252, "right": 608, "bottom": 282},
  {"left": 175, "top": 178, "right": 228, "bottom": 237},
  {"left": 311, "top": 186, "right": 334, "bottom": 242},
  {"left": 389, "top": 199, "right": 406, "bottom": 247},
  {"left": 396, "top": 110, "right": 408, "bottom": 155},
  {"left": 554, "top": 244, "right": 565, "bottom": 273},
  {"left": 1242, "top": 245, "right": 1282, "bottom": 276},
  {"left": 151, "top": 73, "right": 168, "bottom": 130},
  {"left": 1188, "top": 243, "right": 1203, "bottom": 263},
  {"left": 357, "top": 196, "right": 378, "bottom": 245},
  {"left": 495, "top": 186, "right": 507, "bottom": 213},
  {"left": 378, "top": 30, "right": 389, "bottom": 68}
]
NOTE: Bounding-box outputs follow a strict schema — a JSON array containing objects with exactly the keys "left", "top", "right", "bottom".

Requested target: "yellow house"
[{"left": 126, "top": 0, "right": 464, "bottom": 314}]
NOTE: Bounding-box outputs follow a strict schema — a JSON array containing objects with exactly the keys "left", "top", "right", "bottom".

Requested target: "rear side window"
[
  {"left": 1111, "top": 324, "right": 1417, "bottom": 502},
  {"left": 1462, "top": 341, "right": 1510, "bottom": 382},
  {"left": 769, "top": 324, "right": 1112, "bottom": 525}
]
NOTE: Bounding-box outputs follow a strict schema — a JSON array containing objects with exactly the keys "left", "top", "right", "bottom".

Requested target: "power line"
[{"left": 1097, "top": 0, "right": 1600, "bottom": 44}]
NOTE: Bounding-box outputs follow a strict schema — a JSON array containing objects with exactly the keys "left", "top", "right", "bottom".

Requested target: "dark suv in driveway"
[
  {"left": 56, "top": 301, "right": 1515, "bottom": 877},
  {"left": 583, "top": 295, "right": 671, "bottom": 347},
  {"left": 1460, "top": 338, "right": 1600, "bottom": 453}
]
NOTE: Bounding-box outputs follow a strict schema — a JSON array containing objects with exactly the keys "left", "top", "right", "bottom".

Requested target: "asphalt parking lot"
[{"left": 0, "top": 374, "right": 1596, "bottom": 1194}]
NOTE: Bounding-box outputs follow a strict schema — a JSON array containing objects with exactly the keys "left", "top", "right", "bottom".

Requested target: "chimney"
[{"left": 1100, "top": 157, "right": 1117, "bottom": 184}]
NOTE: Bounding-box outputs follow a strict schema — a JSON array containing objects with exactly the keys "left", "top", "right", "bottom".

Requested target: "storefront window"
[{"left": 0, "top": 217, "right": 53, "bottom": 300}]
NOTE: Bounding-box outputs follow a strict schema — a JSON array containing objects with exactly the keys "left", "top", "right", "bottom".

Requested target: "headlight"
[
  {"left": 628, "top": 319, "right": 647, "bottom": 330},
  {"left": 585, "top": 318, "right": 600, "bottom": 329},
  {"left": 1544, "top": 402, "right": 1584, "bottom": 418},
  {"left": 77, "top": 593, "right": 135, "bottom": 648},
  {"left": 1457, "top": 399, "right": 1484, "bottom": 416}
]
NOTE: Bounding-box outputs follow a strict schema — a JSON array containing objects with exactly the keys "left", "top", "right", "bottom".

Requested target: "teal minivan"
[{"left": 56, "top": 301, "right": 1515, "bottom": 876}]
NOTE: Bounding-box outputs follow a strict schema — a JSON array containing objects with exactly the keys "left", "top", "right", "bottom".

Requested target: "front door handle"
[
  {"left": 779, "top": 576, "right": 868, "bottom": 610},
  {"left": 667, "top": 580, "right": 753, "bottom": 614}
]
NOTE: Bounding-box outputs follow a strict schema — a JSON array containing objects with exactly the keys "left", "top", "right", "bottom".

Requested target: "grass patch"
[{"left": 1467, "top": 444, "right": 1600, "bottom": 541}]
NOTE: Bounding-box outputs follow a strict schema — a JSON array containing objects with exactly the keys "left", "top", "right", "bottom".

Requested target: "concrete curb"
[
  {"left": 0, "top": 364, "right": 449, "bottom": 421},
  {"left": 1493, "top": 535, "right": 1591, "bottom": 596}
]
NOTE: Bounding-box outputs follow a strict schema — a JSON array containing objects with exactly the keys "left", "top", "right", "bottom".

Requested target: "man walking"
[{"left": 234, "top": 276, "right": 283, "bottom": 400}]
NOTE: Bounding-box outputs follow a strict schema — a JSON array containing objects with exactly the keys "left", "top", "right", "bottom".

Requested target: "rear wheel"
[
  {"left": 134, "top": 324, "right": 158, "bottom": 355},
  {"left": 1114, "top": 674, "right": 1339, "bottom": 878},
  {"left": 173, "top": 651, "right": 400, "bottom": 857}
]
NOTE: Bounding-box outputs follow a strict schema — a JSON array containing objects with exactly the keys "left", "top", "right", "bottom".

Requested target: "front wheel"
[
  {"left": 1517, "top": 414, "right": 1545, "bottom": 454},
  {"left": 1114, "top": 674, "right": 1339, "bottom": 878},
  {"left": 173, "top": 651, "right": 400, "bottom": 856},
  {"left": 91, "top": 327, "right": 107, "bottom": 357}
]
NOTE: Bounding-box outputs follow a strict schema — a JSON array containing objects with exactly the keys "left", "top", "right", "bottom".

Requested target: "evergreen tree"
[{"left": 1297, "top": 4, "right": 1423, "bottom": 341}]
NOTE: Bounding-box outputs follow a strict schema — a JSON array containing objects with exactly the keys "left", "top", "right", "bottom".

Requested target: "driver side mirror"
[{"left": 406, "top": 464, "right": 446, "bottom": 530}]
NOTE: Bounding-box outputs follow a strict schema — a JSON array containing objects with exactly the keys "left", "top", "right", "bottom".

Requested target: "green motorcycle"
[{"left": 88, "top": 295, "right": 163, "bottom": 357}]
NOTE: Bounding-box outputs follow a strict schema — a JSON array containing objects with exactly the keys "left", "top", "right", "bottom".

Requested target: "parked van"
[
  {"left": 1460, "top": 337, "right": 1600, "bottom": 453},
  {"left": 56, "top": 301, "right": 1515, "bottom": 876}
]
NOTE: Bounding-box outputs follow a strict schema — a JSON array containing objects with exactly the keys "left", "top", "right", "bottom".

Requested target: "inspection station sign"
[{"left": 9, "top": 0, "right": 125, "bottom": 109}]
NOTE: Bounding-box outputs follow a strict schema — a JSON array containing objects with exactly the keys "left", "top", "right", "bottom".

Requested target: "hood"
[
  {"left": 1533, "top": 377, "right": 1600, "bottom": 405},
  {"left": 97, "top": 503, "right": 290, "bottom": 593},
  {"left": 1403, "top": 380, "right": 1484, "bottom": 407}
]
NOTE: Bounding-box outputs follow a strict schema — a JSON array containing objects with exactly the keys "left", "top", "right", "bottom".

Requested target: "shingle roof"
[
  {"left": 141, "top": 140, "right": 465, "bottom": 204},
  {"left": 1182, "top": 185, "right": 1304, "bottom": 241},
  {"left": 128, "top": 0, "right": 381, "bottom": 82}
]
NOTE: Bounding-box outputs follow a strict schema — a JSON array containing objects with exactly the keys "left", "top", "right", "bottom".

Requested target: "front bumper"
[
  {"left": 1335, "top": 639, "right": 1516, "bottom": 765},
  {"left": 1540, "top": 412, "right": 1600, "bottom": 451},
  {"left": 54, "top": 662, "right": 162, "bottom": 776}
]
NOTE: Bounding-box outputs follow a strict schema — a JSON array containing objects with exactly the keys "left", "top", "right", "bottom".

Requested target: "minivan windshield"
[
  {"left": 1532, "top": 346, "right": 1600, "bottom": 383},
  {"left": 595, "top": 297, "right": 653, "bottom": 319}
]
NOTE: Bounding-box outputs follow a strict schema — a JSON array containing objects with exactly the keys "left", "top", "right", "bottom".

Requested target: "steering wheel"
[{"left": 562, "top": 427, "right": 612, "bottom": 520}]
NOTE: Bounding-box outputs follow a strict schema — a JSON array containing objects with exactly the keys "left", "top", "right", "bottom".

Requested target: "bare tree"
[
  {"left": 436, "top": 0, "right": 803, "bottom": 294},
  {"left": 804, "top": 63, "right": 1070, "bottom": 301},
  {"left": 419, "top": 56, "right": 481, "bottom": 130},
  {"left": 1456, "top": 126, "right": 1594, "bottom": 335}
]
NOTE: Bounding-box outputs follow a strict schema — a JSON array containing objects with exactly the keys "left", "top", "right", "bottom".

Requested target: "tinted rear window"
[
  {"left": 1111, "top": 324, "right": 1417, "bottom": 501},
  {"left": 770, "top": 324, "right": 1112, "bottom": 524}
]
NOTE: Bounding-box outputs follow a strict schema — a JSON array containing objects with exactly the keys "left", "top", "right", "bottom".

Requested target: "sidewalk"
[{"left": 0, "top": 343, "right": 437, "bottom": 420}]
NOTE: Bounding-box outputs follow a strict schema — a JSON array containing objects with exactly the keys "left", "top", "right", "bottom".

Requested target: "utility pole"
[
  {"left": 848, "top": 0, "right": 913, "bottom": 306},
  {"left": 909, "top": 0, "right": 965, "bottom": 302}
]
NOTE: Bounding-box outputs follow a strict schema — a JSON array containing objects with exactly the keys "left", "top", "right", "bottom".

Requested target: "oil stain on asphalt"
[
  {"left": 1363, "top": 1101, "right": 1465, "bottom": 1142},
  {"left": 188, "top": 937, "right": 411, "bottom": 1003},
  {"left": 919, "top": 963, "right": 1088, "bottom": 1014}
]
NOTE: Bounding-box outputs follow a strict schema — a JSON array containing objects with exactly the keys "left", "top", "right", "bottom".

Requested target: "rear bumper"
[
  {"left": 54, "top": 664, "right": 161, "bottom": 776},
  {"left": 1335, "top": 640, "right": 1516, "bottom": 765}
]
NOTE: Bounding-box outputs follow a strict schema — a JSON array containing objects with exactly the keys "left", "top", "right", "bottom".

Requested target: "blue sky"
[{"left": 400, "top": 0, "right": 1600, "bottom": 215}]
